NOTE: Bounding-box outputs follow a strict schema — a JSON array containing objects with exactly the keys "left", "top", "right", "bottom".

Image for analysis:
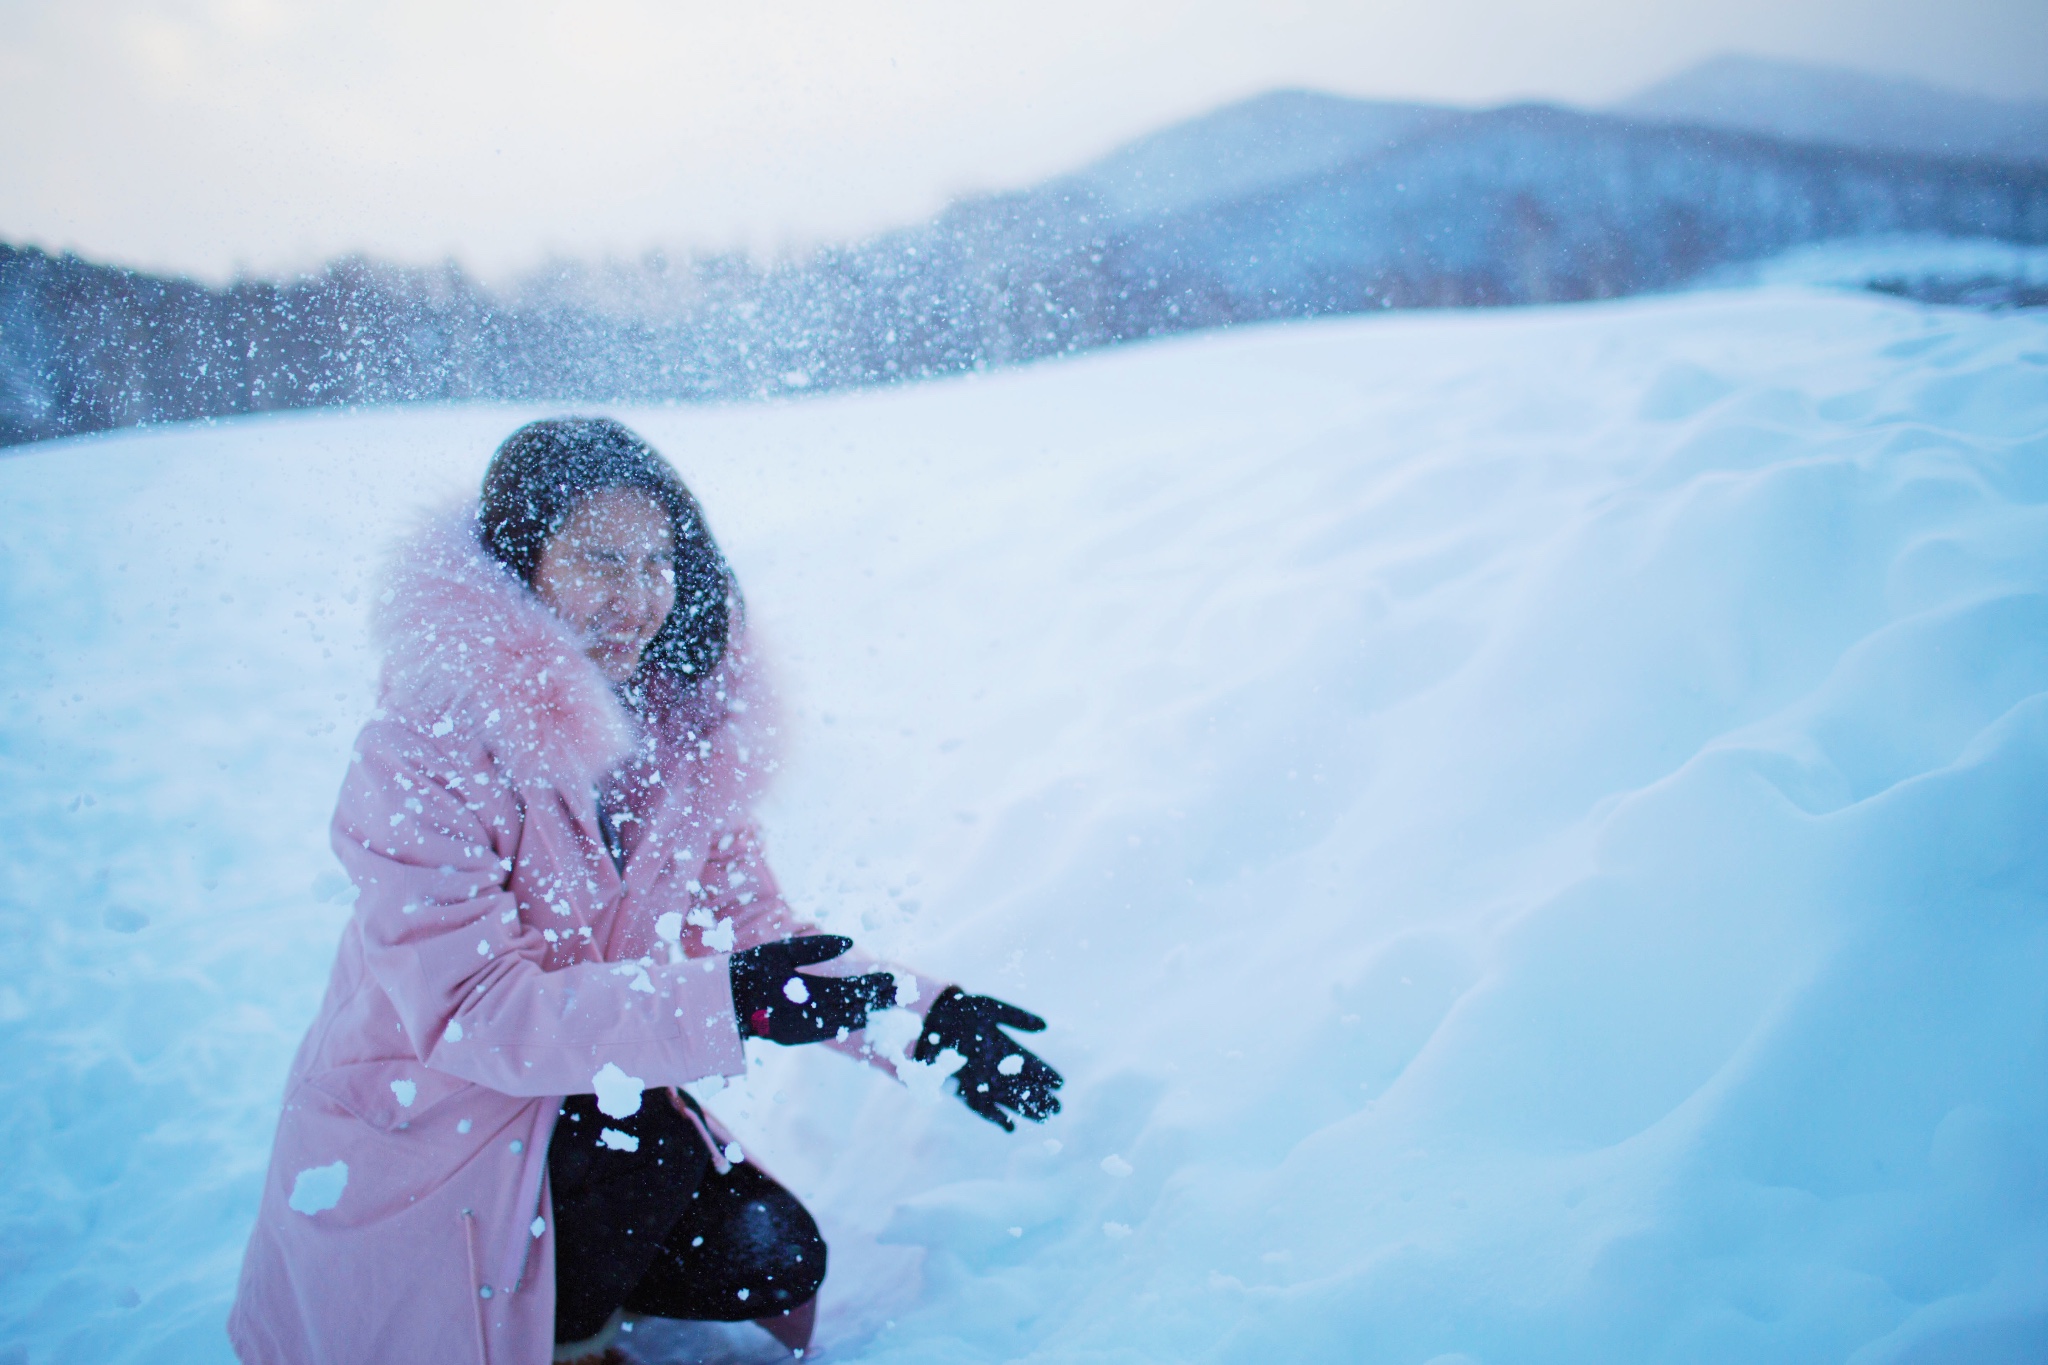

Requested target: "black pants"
[{"left": 548, "top": 1091, "right": 826, "bottom": 1344}]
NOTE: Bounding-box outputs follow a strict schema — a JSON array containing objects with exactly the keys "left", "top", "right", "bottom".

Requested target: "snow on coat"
[{"left": 229, "top": 505, "right": 938, "bottom": 1365}]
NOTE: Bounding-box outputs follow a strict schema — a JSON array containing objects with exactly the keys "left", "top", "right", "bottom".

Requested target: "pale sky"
[{"left": 2, "top": 0, "right": 2043, "bottom": 282}]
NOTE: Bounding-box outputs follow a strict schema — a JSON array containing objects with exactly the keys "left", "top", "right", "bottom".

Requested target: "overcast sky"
[{"left": 2, "top": 0, "right": 2043, "bottom": 281}]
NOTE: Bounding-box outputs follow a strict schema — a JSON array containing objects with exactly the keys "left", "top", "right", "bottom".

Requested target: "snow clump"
[
  {"left": 591, "top": 1062, "right": 644, "bottom": 1120},
  {"left": 287, "top": 1162, "right": 348, "bottom": 1217}
]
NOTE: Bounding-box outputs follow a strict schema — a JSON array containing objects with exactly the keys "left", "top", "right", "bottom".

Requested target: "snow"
[
  {"left": 889, "top": 970, "right": 921, "bottom": 1009},
  {"left": 592, "top": 1062, "right": 645, "bottom": 1121},
  {"left": 1, "top": 284, "right": 2046, "bottom": 1363},
  {"left": 285, "top": 1163, "right": 347, "bottom": 1218}
]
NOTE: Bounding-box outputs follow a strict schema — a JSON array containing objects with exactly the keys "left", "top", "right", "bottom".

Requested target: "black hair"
[{"left": 478, "top": 417, "right": 734, "bottom": 681}]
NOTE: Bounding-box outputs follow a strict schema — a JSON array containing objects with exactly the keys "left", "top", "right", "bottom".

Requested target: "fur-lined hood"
[{"left": 369, "top": 503, "right": 771, "bottom": 794}]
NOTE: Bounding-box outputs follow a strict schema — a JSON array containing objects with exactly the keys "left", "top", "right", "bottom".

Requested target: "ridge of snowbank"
[{"left": 2, "top": 287, "right": 2045, "bottom": 1363}]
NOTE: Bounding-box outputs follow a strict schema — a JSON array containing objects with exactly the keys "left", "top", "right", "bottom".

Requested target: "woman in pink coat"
[{"left": 229, "top": 419, "right": 1061, "bottom": 1365}]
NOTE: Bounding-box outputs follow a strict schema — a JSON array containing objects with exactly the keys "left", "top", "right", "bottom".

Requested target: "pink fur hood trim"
[{"left": 370, "top": 502, "right": 776, "bottom": 795}]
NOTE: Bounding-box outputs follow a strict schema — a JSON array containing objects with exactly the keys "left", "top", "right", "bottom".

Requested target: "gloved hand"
[
  {"left": 730, "top": 935, "right": 897, "bottom": 1046},
  {"left": 914, "top": 987, "right": 1063, "bottom": 1131}
]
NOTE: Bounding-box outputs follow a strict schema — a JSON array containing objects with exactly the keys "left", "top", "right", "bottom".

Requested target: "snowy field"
[{"left": 3, "top": 285, "right": 2048, "bottom": 1365}]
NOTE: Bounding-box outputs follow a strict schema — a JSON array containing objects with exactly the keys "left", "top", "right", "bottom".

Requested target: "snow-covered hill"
[{"left": 3, "top": 285, "right": 2047, "bottom": 1364}]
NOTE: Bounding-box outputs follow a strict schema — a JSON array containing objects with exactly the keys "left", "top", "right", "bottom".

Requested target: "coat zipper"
[{"left": 461, "top": 1208, "right": 491, "bottom": 1365}]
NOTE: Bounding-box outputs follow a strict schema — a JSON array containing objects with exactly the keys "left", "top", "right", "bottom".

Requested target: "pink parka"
[{"left": 229, "top": 507, "right": 940, "bottom": 1365}]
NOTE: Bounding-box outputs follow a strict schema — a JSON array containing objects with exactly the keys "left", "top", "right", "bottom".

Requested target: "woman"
[{"left": 230, "top": 419, "right": 1061, "bottom": 1365}]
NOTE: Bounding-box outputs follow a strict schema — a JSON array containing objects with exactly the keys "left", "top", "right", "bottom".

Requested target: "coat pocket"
[{"left": 301, "top": 1060, "right": 478, "bottom": 1132}]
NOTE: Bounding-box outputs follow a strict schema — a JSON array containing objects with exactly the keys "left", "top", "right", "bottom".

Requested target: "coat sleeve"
[
  {"left": 331, "top": 718, "right": 748, "bottom": 1097},
  {"left": 701, "top": 823, "right": 813, "bottom": 951}
]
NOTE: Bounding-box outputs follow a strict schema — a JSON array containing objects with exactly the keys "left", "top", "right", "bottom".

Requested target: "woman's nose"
[{"left": 630, "top": 569, "right": 669, "bottom": 621}]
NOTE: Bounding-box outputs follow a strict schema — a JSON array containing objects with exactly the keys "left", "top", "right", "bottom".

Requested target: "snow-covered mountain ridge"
[
  {"left": 4, "top": 283, "right": 2046, "bottom": 1362},
  {"left": 1067, "top": 57, "right": 2048, "bottom": 228}
]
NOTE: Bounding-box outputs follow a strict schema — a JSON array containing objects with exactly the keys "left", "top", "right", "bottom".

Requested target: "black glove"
[
  {"left": 914, "top": 987, "right": 1064, "bottom": 1131},
  {"left": 730, "top": 935, "right": 897, "bottom": 1046}
]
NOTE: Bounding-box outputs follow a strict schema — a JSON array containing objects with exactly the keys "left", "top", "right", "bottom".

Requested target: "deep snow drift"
[{"left": 3, "top": 286, "right": 2047, "bottom": 1365}]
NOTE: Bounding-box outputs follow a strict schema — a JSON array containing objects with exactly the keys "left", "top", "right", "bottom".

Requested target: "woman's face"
[{"left": 532, "top": 488, "right": 676, "bottom": 683}]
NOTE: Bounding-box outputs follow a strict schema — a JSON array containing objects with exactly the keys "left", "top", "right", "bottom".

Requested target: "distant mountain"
[
  {"left": 6, "top": 86, "right": 2048, "bottom": 448},
  {"left": 1056, "top": 89, "right": 1458, "bottom": 224},
  {"left": 1616, "top": 54, "right": 2048, "bottom": 165},
  {"left": 821, "top": 97, "right": 2048, "bottom": 353}
]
